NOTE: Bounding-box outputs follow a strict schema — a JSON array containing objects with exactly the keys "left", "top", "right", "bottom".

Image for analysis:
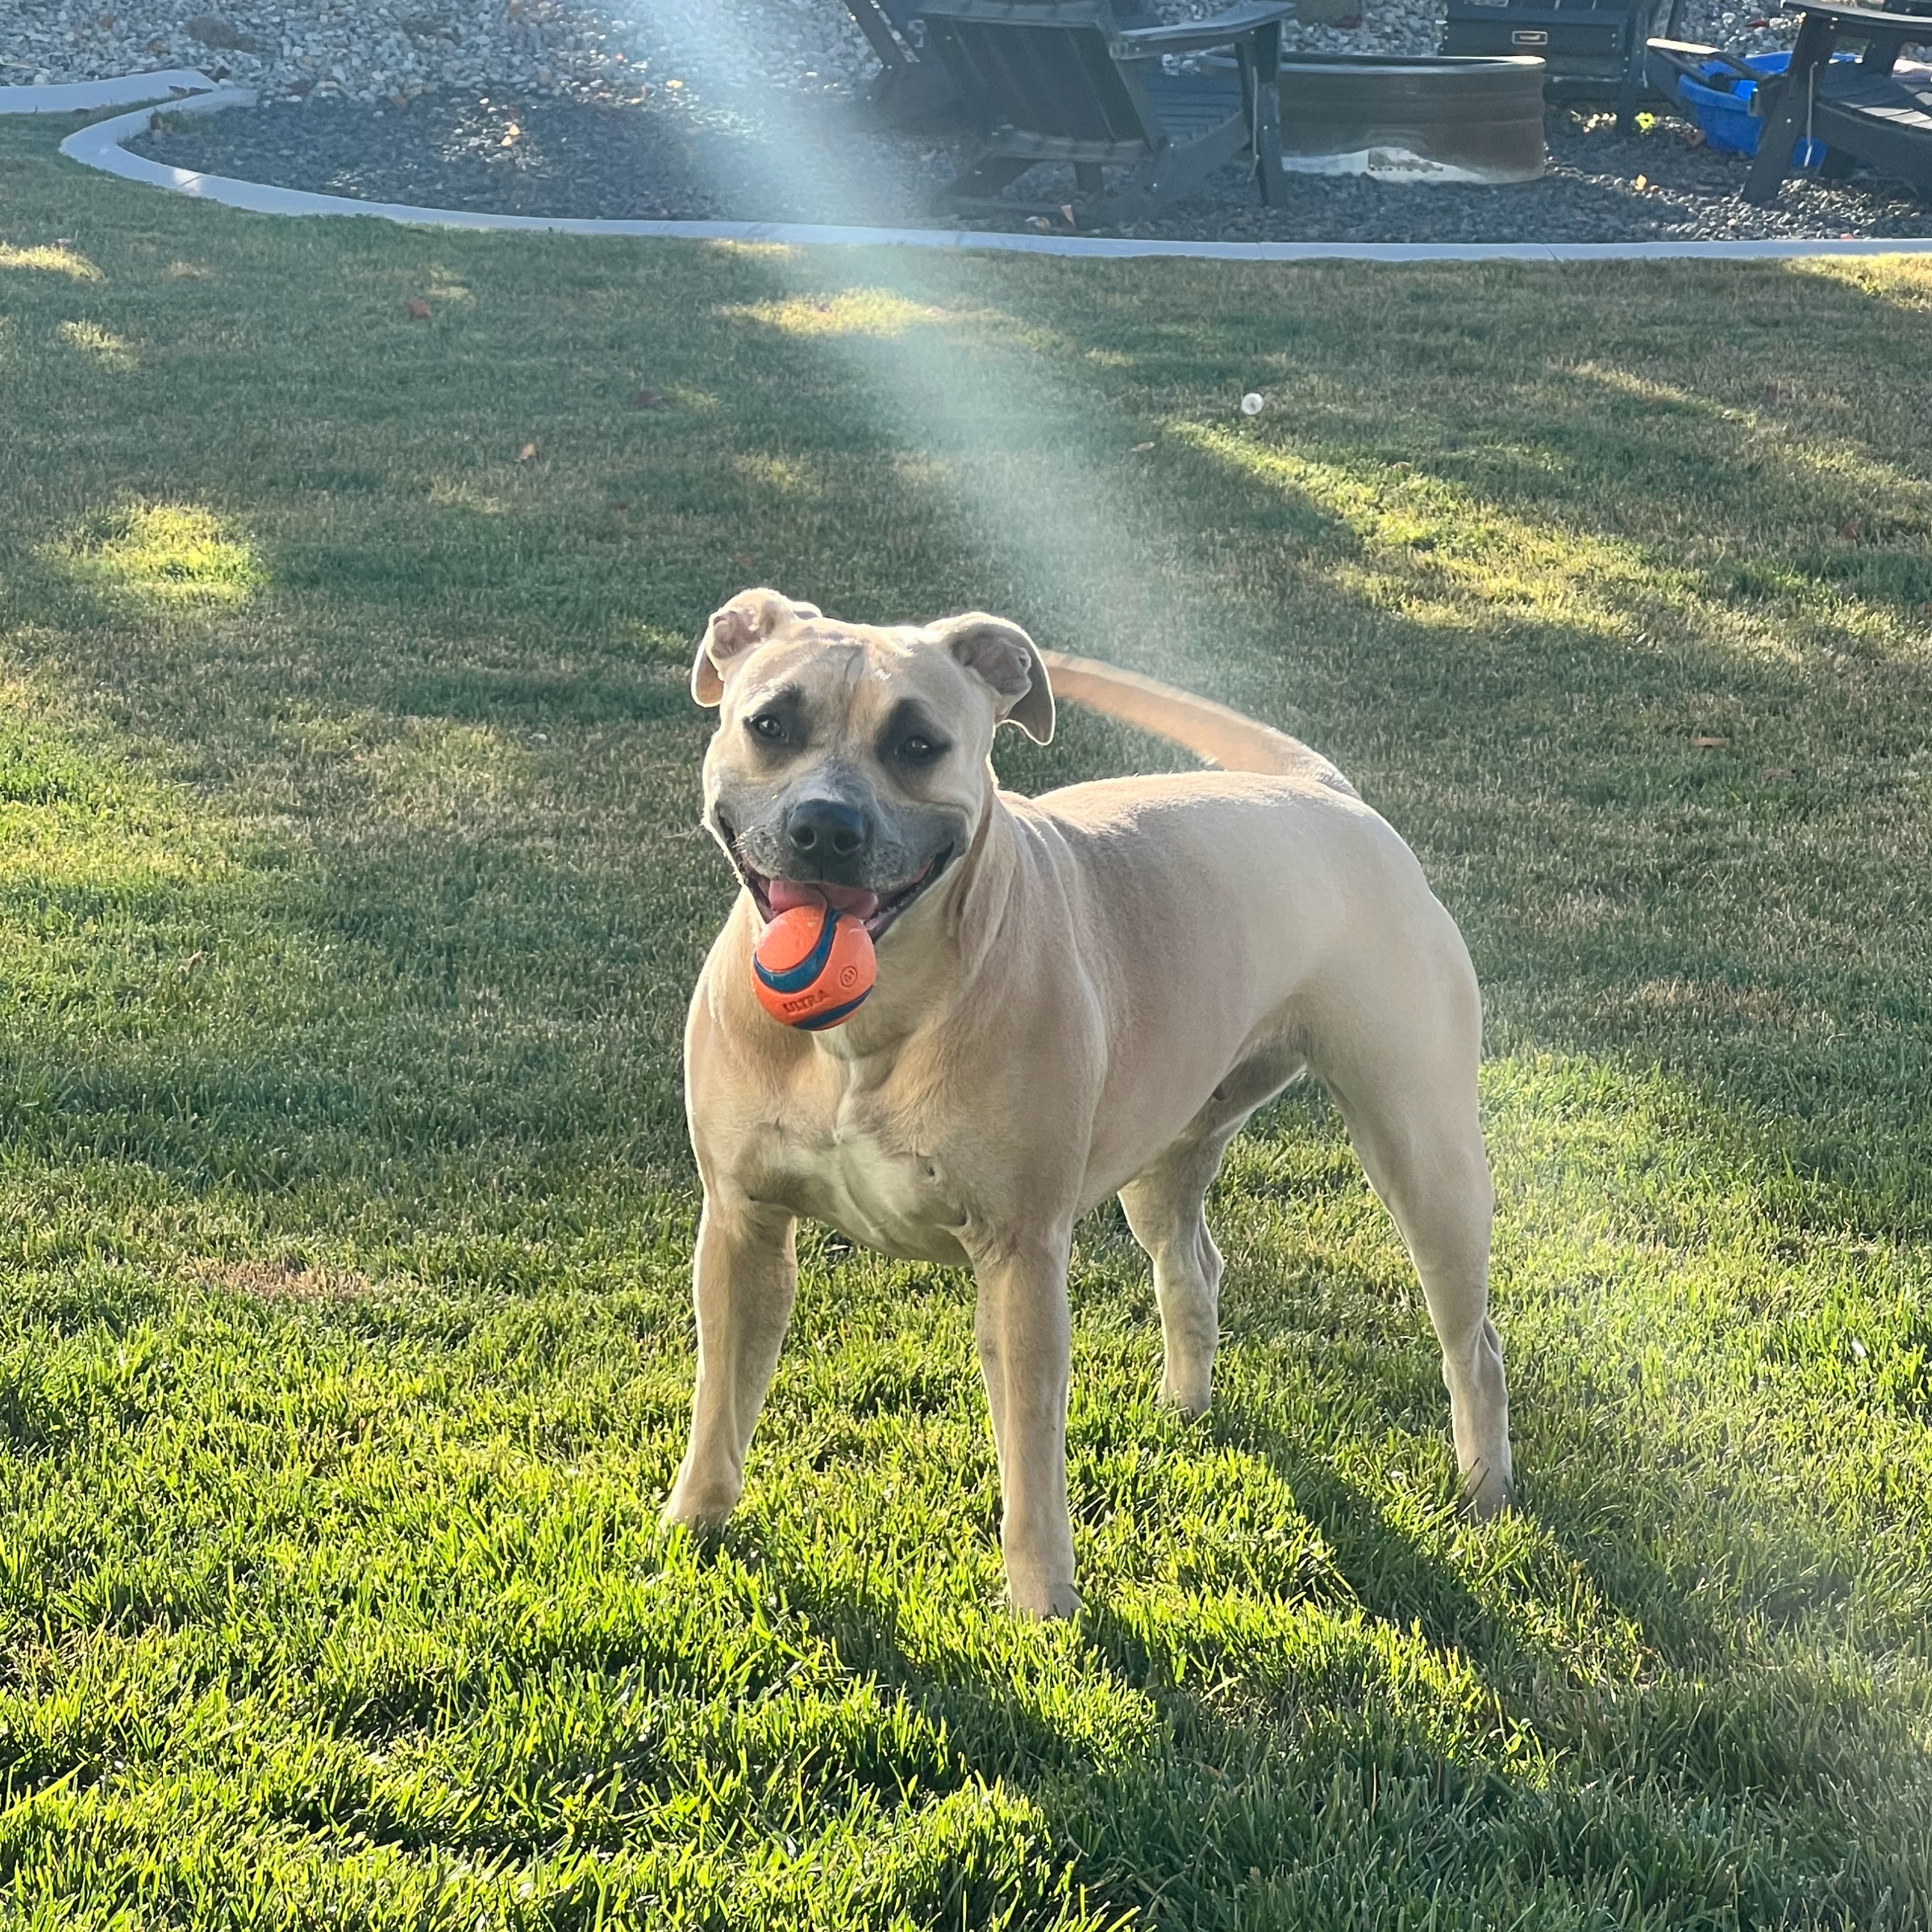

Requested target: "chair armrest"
[
  {"left": 1116, "top": 1, "right": 1293, "bottom": 55},
  {"left": 1647, "top": 35, "right": 1765, "bottom": 80},
  {"left": 1779, "top": 0, "right": 1927, "bottom": 29}
]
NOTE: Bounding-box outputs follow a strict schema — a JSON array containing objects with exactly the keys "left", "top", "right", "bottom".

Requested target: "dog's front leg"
[
  {"left": 663, "top": 1193, "right": 797, "bottom": 1531},
  {"left": 972, "top": 1231, "right": 1078, "bottom": 1617}
]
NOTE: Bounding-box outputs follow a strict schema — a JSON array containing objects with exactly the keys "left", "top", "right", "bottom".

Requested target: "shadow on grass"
[{"left": 759, "top": 1535, "right": 1932, "bottom": 1931}]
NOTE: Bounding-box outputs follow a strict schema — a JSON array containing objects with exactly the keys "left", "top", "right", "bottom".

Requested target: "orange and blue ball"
[{"left": 752, "top": 905, "right": 876, "bottom": 1030}]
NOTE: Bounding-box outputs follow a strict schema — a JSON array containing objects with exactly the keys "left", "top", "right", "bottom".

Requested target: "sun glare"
[
  {"left": 0, "top": 242, "right": 104, "bottom": 283},
  {"left": 54, "top": 319, "right": 138, "bottom": 370},
  {"left": 49, "top": 502, "right": 265, "bottom": 611},
  {"left": 721, "top": 290, "right": 965, "bottom": 339}
]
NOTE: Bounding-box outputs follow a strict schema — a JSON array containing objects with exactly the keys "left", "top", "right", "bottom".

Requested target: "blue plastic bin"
[{"left": 1675, "top": 50, "right": 1858, "bottom": 165}]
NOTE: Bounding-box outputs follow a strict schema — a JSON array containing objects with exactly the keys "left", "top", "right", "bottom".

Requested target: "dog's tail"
[{"left": 1039, "top": 651, "right": 1357, "bottom": 797}]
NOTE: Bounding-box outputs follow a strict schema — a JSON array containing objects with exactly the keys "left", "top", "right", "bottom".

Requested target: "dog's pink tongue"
[{"left": 768, "top": 879, "right": 879, "bottom": 919}]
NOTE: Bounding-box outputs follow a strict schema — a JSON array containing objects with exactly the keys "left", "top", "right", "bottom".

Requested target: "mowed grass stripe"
[{"left": 2, "top": 118, "right": 1931, "bottom": 1927}]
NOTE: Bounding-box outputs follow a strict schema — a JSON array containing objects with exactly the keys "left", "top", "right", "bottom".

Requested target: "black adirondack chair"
[
  {"left": 917, "top": 0, "right": 1294, "bottom": 220},
  {"left": 1442, "top": 0, "right": 1684, "bottom": 130},
  {"left": 844, "top": 0, "right": 963, "bottom": 125},
  {"left": 844, "top": 0, "right": 1162, "bottom": 124},
  {"left": 1738, "top": 0, "right": 1932, "bottom": 202}
]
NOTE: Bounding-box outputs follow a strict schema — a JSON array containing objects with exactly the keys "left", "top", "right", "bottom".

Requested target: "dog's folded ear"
[
  {"left": 932, "top": 613, "right": 1054, "bottom": 745},
  {"left": 691, "top": 588, "right": 822, "bottom": 706}
]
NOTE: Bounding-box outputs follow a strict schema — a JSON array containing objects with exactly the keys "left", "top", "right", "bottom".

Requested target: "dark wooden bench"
[
  {"left": 1741, "top": 0, "right": 1932, "bottom": 202},
  {"left": 916, "top": 0, "right": 1294, "bottom": 220}
]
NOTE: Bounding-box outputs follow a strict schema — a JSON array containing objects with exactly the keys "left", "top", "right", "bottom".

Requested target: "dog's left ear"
[
  {"left": 692, "top": 588, "right": 822, "bottom": 706},
  {"left": 932, "top": 613, "right": 1054, "bottom": 745}
]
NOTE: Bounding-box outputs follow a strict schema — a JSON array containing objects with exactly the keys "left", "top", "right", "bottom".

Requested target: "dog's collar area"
[{"left": 723, "top": 833, "right": 952, "bottom": 942}]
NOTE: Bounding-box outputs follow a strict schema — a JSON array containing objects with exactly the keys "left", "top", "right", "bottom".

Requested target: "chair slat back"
[{"left": 921, "top": 3, "right": 1157, "bottom": 145}]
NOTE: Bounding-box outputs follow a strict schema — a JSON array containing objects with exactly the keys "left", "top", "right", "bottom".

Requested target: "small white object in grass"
[
  {"left": 1850, "top": 1338, "right": 1868, "bottom": 1360},
  {"left": 1240, "top": 392, "right": 1265, "bottom": 415}
]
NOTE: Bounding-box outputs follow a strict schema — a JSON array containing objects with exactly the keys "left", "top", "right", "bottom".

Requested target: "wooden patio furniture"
[
  {"left": 1741, "top": 0, "right": 1932, "bottom": 202},
  {"left": 841, "top": 0, "right": 1160, "bottom": 124},
  {"left": 1443, "top": 0, "right": 1685, "bottom": 131},
  {"left": 915, "top": 0, "right": 1294, "bottom": 220}
]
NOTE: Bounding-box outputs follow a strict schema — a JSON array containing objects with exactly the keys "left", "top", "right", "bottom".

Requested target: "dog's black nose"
[{"left": 784, "top": 797, "right": 869, "bottom": 867}]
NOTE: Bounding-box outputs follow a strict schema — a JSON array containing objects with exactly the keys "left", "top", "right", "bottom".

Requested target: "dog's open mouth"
[{"left": 728, "top": 842, "right": 952, "bottom": 942}]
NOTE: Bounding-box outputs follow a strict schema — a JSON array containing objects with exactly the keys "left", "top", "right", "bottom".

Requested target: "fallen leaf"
[
  {"left": 500, "top": 124, "right": 520, "bottom": 146},
  {"left": 1130, "top": 441, "right": 1155, "bottom": 454},
  {"left": 1761, "top": 765, "right": 1794, "bottom": 781},
  {"left": 612, "top": 500, "right": 631, "bottom": 511},
  {"left": 1633, "top": 173, "right": 1649, "bottom": 191},
  {"left": 1059, "top": 203, "right": 1077, "bottom": 227},
  {"left": 731, "top": 551, "right": 754, "bottom": 569},
  {"left": 1388, "top": 460, "right": 1412, "bottom": 473},
  {"left": 1690, "top": 734, "right": 1729, "bottom": 749},
  {"left": 1027, "top": 216, "right": 1053, "bottom": 231},
  {"left": 404, "top": 298, "right": 431, "bottom": 320},
  {"left": 517, "top": 440, "right": 538, "bottom": 462},
  {"left": 630, "top": 388, "right": 665, "bottom": 410},
  {"left": 1839, "top": 520, "right": 1859, "bottom": 540}
]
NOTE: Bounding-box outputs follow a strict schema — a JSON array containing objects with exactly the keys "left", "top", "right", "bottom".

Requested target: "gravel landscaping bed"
[
  {"left": 14, "top": 0, "right": 1927, "bottom": 241},
  {"left": 128, "top": 88, "right": 1931, "bottom": 243},
  {"left": 1, "top": 0, "right": 1803, "bottom": 104}
]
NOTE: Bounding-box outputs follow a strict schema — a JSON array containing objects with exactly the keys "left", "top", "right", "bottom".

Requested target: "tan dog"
[{"left": 665, "top": 589, "right": 1511, "bottom": 1615}]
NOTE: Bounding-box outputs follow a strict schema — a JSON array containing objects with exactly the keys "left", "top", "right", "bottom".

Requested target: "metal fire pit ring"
[{"left": 1277, "top": 55, "right": 1548, "bottom": 184}]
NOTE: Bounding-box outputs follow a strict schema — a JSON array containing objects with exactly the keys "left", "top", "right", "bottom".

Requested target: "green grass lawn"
[{"left": 3, "top": 117, "right": 1932, "bottom": 1929}]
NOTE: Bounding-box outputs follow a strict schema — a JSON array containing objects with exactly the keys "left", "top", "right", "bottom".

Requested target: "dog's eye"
[
  {"left": 898, "top": 733, "right": 944, "bottom": 763},
  {"left": 748, "top": 714, "right": 786, "bottom": 743}
]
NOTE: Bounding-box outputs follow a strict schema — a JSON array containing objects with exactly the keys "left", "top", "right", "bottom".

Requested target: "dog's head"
[{"left": 691, "top": 588, "right": 1053, "bottom": 940}]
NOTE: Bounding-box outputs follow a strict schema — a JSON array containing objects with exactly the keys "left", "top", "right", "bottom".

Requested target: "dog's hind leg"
[
  {"left": 1315, "top": 966, "right": 1513, "bottom": 1517},
  {"left": 1120, "top": 1046, "right": 1304, "bottom": 1417}
]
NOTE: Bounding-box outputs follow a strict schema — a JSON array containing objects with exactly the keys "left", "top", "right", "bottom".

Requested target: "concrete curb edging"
[
  {"left": 8, "top": 71, "right": 1932, "bottom": 263},
  {"left": 0, "top": 69, "right": 221, "bottom": 114}
]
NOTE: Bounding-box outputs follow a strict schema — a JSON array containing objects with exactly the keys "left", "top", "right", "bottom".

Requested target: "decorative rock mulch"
[
  {"left": 0, "top": 0, "right": 1803, "bottom": 105},
  {"left": 0, "top": 0, "right": 874, "bottom": 106},
  {"left": 12, "top": 0, "right": 1927, "bottom": 242},
  {"left": 126, "top": 87, "right": 1931, "bottom": 243},
  {"left": 131, "top": 83, "right": 956, "bottom": 226}
]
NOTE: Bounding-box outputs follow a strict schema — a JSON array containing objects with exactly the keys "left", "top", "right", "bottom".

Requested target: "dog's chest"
[{"left": 780, "top": 1099, "right": 967, "bottom": 1266}]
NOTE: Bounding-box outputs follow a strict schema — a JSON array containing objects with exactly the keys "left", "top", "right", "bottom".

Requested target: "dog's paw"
[
  {"left": 1007, "top": 1573, "right": 1081, "bottom": 1620},
  {"left": 1456, "top": 1458, "right": 1515, "bottom": 1521},
  {"left": 1157, "top": 1375, "right": 1213, "bottom": 1421},
  {"left": 661, "top": 1481, "right": 740, "bottom": 1535}
]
